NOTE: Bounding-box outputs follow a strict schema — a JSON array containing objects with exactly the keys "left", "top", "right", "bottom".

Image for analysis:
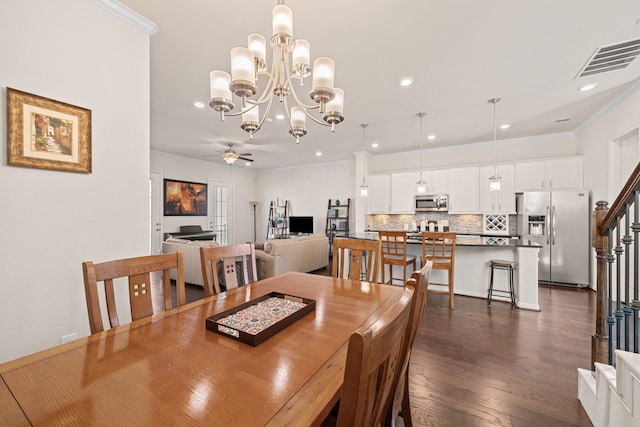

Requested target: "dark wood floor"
[{"left": 177, "top": 268, "right": 594, "bottom": 426}]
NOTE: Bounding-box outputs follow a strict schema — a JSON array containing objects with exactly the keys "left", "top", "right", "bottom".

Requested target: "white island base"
[{"left": 407, "top": 243, "right": 540, "bottom": 311}]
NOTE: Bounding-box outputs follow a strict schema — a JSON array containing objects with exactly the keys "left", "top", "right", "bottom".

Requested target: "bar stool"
[{"left": 487, "top": 259, "right": 517, "bottom": 307}]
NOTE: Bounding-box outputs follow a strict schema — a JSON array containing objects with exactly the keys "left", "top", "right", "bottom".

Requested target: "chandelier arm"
[
  {"left": 300, "top": 107, "right": 331, "bottom": 127},
  {"left": 283, "top": 55, "right": 320, "bottom": 110},
  {"left": 286, "top": 75, "right": 321, "bottom": 110},
  {"left": 257, "top": 93, "right": 275, "bottom": 130}
]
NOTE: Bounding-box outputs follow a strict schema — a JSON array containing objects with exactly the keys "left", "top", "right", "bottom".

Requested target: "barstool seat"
[{"left": 488, "top": 259, "right": 517, "bottom": 307}]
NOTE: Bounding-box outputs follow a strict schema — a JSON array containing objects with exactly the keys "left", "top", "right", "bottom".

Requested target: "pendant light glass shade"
[{"left": 488, "top": 98, "right": 502, "bottom": 192}]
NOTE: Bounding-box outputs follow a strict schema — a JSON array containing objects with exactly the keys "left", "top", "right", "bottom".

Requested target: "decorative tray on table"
[{"left": 205, "top": 292, "right": 316, "bottom": 346}]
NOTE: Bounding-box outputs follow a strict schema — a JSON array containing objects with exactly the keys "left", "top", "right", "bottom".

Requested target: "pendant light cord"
[{"left": 418, "top": 112, "right": 425, "bottom": 180}]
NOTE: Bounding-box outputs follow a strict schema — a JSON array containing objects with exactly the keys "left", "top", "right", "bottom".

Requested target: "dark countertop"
[{"left": 344, "top": 232, "right": 540, "bottom": 248}]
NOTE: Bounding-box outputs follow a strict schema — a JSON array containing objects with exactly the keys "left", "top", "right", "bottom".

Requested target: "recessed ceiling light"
[
  {"left": 266, "top": 118, "right": 273, "bottom": 122},
  {"left": 245, "top": 162, "right": 252, "bottom": 166},
  {"left": 579, "top": 83, "right": 597, "bottom": 92},
  {"left": 400, "top": 78, "right": 414, "bottom": 87},
  {"left": 427, "top": 134, "right": 436, "bottom": 140},
  {"left": 315, "top": 151, "right": 322, "bottom": 157},
  {"left": 275, "top": 114, "right": 285, "bottom": 120},
  {"left": 371, "top": 143, "right": 379, "bottom": 148},
  {"left": 193, "top": 101, "right": 205, "bottom": 108},
  {"left": 500, "top": 124, "right": 510, "bottom": 129}
]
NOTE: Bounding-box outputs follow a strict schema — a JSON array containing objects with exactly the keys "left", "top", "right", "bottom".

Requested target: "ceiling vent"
[{"left": 576, "top": 38, "right": 640, "bottom": 77}]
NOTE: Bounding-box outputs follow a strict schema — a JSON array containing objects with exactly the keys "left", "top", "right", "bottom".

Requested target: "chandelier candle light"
[
  {"left": 209, "top": 0, "right": 345, "bottom": 143},
  {"left": 488, "top": 98, "right": 502, "bottom": 192}
]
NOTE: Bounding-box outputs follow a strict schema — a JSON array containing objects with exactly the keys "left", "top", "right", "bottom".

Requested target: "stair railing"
[{"left": 593, "top": 161, "right": 640, "bottom": 368}]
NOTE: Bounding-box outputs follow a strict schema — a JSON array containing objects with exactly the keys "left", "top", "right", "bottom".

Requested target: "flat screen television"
[{"left": 289, "top": 216, "right": 314, "bottom": 235}]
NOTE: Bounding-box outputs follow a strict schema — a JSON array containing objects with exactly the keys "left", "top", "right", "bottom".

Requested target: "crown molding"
[{"left": 90, "top": 0, "right": 159, "bottom": 35}]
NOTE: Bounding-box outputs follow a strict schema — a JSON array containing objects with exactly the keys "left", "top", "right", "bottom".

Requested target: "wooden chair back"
[
  {"left": 421, "top": 231, "right": 457, "bottom": 309},
  {"left": 82, "top": 251, "right": 186, "bottom": 334},
  {"left": 421, "top": 232, "right": 456, "bottom": 268},
  {"left": 336, "top": 284, "right": 415, "bottom": 427},
  {"left": 200, "top": 243, "right": 258, "bottom": 296},
  {"left": 378, "top": 230, "right": 417, "bottom": 285},
  {"left": 332, "top": 237, "right": 382, "bottom": 283},
  {"left": 387, "top": 261, "right": 432, "bottom": 426}
]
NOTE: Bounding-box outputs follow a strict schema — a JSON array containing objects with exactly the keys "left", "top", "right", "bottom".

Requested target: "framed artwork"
[
  {"left": 164, "top": 179, "right": 208, "bottom": 216},
  {"left": 6, "top": 88, "right": 92, "bottom": 173}
]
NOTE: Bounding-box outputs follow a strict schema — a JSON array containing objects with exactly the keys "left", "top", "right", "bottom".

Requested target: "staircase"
[
  {"left": 579, "top": 162, "right": 640, "bottom": 426},
  {"left": 578, "top": 350, "right": 640, "bottom": 426}
]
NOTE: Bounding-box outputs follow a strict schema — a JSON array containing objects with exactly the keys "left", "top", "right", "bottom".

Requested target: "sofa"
[
  {"left": 162, "top": 238, "right": 220, "bottom": 286},
  {"left": 255, "top": 234, "right": 329, "bottom": 280}
]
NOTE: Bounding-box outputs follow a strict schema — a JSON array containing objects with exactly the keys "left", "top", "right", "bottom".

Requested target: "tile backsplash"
[{"left": 365, "top": 213, "right": 517, "bottom": 235}]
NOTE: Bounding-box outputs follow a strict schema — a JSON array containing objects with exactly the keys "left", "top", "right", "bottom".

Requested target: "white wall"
[
  {"left": 576, "top": 87, "right": 640, "bottom": 204},
  {"left": 151, "top": 150, "right": 257, "bottom": 243},
  {"left": 0, "top": 1, "right": 152, "bottom": 363},
  {"left": 255, "top": 161, "right": 355, "bottom": 241}
]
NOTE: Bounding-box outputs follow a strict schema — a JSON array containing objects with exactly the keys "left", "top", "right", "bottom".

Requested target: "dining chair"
[
  {"left": 379, "top": 230, "right": 417, "bottom": 285},
  {"left": 387, "top": 260, "right": 432, "bottom": 427},
  {"left": 200, "top": 243, "right": 258, "bottom": 296},
  {"left": 332, "top": 283, "right": 415, "bottom": 427},
  {"left": 332, "top": 237, "right": 382, "bottom": 283},
  {"left": 82, "top": 251, "right": 186, "bottom": 334},
  {"left": 421, "top": 232, "right": 457, "bottom": 309}
]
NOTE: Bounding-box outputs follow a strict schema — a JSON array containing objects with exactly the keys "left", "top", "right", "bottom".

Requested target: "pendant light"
[
  {"left": 416, "top": 112, "right": 427, "bottom": 194},
  {"left": 359, "top": 123, "right": 369, "bottom": 197},
  {"left": 488, "top": 98, "right": 502, "bottom": 192}
]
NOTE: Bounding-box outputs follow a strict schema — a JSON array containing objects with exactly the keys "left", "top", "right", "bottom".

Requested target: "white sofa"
[
  {"left": 255, "top": 234, "right": 329, "bottom": 280},
  {"left": 162, "top": 238, "right": 219, "bottom": 286}
]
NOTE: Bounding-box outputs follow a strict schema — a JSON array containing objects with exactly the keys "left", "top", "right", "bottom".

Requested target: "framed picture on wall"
[
  {"left": 6, "top": 88, "right": 92, "bottom": 174},
  {"left": 164, "top": 179, "right": 208, "bottom": 216}
]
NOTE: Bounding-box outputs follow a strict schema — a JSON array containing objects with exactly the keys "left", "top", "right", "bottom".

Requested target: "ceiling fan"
[{"left": 222, "top": 144, "right": 253, "bottom": 165}]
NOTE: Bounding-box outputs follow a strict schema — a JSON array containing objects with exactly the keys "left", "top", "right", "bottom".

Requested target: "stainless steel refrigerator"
[{"left": 516, "top": 191, "right": 590, "bottom": 286}]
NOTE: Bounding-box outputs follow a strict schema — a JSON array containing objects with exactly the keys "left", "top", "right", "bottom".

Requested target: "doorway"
[
  {"left": 149, "top": 171, "right": 162, "bottom": 254},
  {"left": 208, "top": 180, "right": 233, "bottom": 245}
]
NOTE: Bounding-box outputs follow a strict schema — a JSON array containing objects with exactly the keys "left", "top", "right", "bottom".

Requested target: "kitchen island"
[{"left": 345, "top": 232, "right": 541, "bottom": 310}]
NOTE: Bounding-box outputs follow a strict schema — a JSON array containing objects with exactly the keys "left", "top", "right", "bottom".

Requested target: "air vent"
[{"left": 576, "top": 38, "right": 640, "bottom": 77}]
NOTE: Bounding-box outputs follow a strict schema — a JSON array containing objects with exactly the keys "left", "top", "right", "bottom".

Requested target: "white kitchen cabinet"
[
  {"left": 546, "top": 157, "right": 583, "bottom": 190},
  {"left": 419, "top": 169, "right": 449, "bottom": 194},
  {"left": 448, "top": 167, "right": 479, "bottom": 213},
  {"left": 390, "top": 172, "right": 417, "bottom": 213},
  {"left": 515, "top": 157, "right": 583, "bottom": 191},
  {"left": 479, "top": 164, "right": 516, "bottom": 213},
  {"left": 368, "top": 174, "right": 391, "bottom": 213}
]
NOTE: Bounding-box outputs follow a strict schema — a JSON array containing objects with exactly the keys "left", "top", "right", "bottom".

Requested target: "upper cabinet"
[
  {"left": 448, "top": 167, "right": 479, "bottom": 213},
  {"left": 390, "top": 172, "right": 417, "bottom": 214},
  {"left": 515, "top": 157, "right": 583, "bottom": 191},
  {"left": 368, "top": 172, "right": 417, "bottom": 214},
  {"left": 368, "top": 174, "right": 391, "bottom": 214},
  {"left": 417, "top": 169, "right": 449, "bottom": 194},
  {"left": 479, "top": 164, "right": 516, "bottom": 213}
]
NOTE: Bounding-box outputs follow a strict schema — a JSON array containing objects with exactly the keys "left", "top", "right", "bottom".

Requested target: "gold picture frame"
[{"left": 7, "top": 87, "right": 92, "bottom": 173}]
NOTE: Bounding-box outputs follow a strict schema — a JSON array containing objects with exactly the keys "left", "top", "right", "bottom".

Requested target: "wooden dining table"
[{"left": 0, "top": 272, "right": 404, "bottom": 426}]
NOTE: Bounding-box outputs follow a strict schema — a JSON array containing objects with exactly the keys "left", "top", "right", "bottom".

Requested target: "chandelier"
[{"left": 209, "top": 0, "right": 345, "bottom": 143}]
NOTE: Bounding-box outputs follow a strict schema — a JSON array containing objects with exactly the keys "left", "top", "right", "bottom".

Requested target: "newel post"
[{"left": 592, "top": 200, "right": 609, "bottom": 369}]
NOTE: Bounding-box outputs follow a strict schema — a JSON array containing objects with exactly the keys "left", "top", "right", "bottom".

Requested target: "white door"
[
  {"left": 208, "top": 180, "right": 233, "bottom": 245},
  {"left": 149, "top": 172, "right": 162, "bottom": 254}
]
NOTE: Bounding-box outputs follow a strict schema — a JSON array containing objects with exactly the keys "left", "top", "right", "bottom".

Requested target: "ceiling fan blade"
[
  {"left": 237, "top": 156, "right": 254, "bottom": 162},
  {"left": 237, "top": 153, "right": 252, "bottom": 157}
]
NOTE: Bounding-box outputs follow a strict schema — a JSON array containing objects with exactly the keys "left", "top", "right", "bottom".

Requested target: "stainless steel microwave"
[{"left": 414, "top": 194, "right": 448, "bottom": 212}]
